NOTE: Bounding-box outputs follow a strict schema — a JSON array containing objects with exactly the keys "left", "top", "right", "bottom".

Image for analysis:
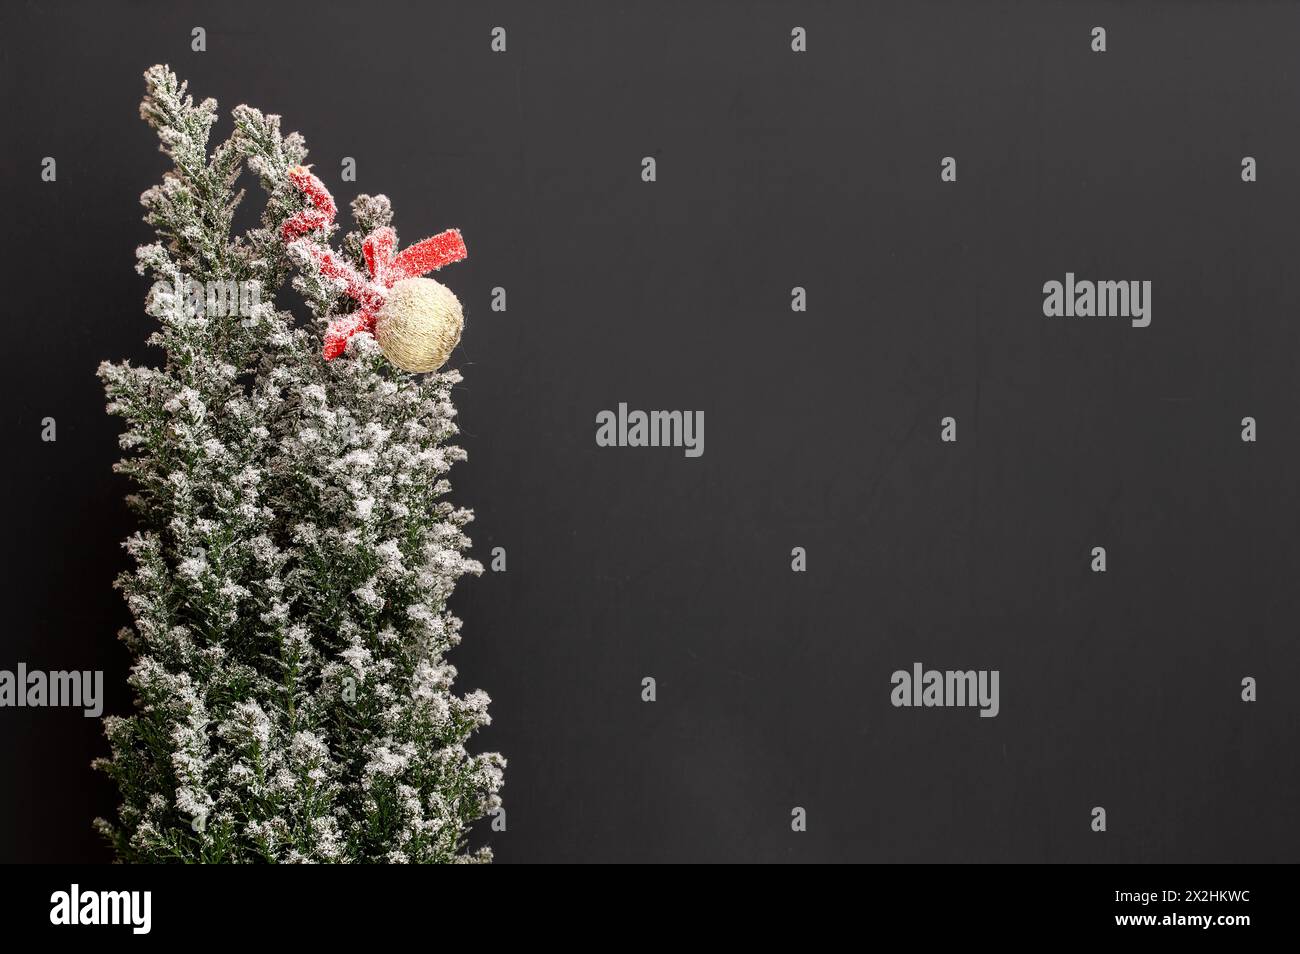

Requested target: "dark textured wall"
[{"left": 1, "top": 0, "right": 1297, "bottom": 863}]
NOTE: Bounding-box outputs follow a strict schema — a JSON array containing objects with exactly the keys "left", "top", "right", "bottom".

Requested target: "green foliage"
[{"left": 95, "top": 66, "right": 503, "bottom": 863}]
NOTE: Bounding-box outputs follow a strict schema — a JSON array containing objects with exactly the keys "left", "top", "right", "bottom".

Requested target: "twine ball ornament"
[
  {"left": 374, "top": 277, "right": 465, "bottom": 373},
  {"left": 279, "top": 166, "right": 471, "bottom": 374}
]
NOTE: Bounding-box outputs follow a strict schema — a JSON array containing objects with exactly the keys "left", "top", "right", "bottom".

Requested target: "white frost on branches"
[{"left": 94, "top": 66, "right": 503, "bottom": 863}]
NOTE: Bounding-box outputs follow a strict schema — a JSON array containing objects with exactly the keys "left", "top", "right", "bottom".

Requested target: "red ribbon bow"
[{"left": 281, "top": 166, "right": 467, "bottom": 360}]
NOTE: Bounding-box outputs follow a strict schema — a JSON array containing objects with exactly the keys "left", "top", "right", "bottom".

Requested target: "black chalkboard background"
[{"left": 1, "top": 0, "right": 1297, "bottom": 864}]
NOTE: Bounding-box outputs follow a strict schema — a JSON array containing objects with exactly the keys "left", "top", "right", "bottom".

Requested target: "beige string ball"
[{"left": 373, "top": 277, "right": 465, "bottom": 373}]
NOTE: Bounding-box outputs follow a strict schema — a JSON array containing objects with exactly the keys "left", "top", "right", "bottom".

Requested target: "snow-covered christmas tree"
[{"left": 95, "top": 65, "right": 504, "bottom": 863}]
